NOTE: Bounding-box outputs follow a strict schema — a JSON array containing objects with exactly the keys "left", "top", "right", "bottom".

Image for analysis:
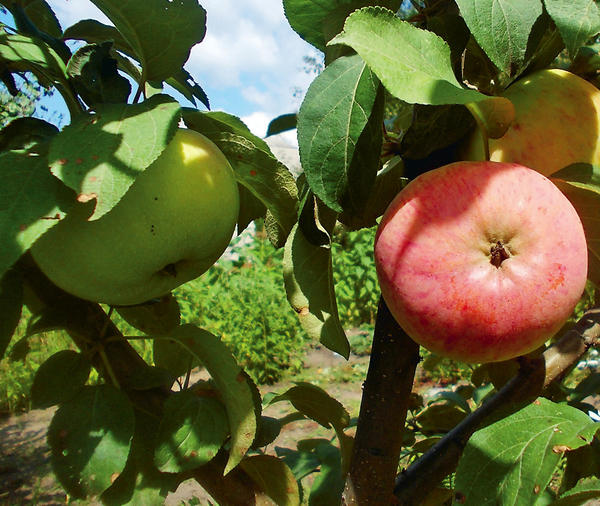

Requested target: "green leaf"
[
  {"left": 48, "top": 385, "right": 135, "bottom": 498},
  {"left": 0, "top": 31, "right": 73, "bottom": 98},
  {"left": 269, "top": 382, "right": 353, "bottom": 474},
  {"left": 89, "top": 0, "right": 206, "bottom": 82},
  {"left": 454, "top": 398, "right": 600, "bottom": 506},
  {"left": 0, "top": 150, "right": 74, "bottom": 278},
  {"left": 102, "top": 410, "right": 182, "bottom": 505},
  {"left": 455, "top": 0, "right": 543, "bottom": 76},
  {"left": 329, "top": 7, "right": 486, "bottom": 105},
  {"left": 154, "top": 391, "right": 229, "bottom": 473},
  {"left": 116, "top": 294, "right": 181, "bottom": 335},
  {"left": 0, "top": 267, "right": 22, "bottom": 360},
  {"left": 63, "top": 19, "right": 135, "bottom": 57},
  {"left": 297, "top": 54, "right": 383, "bottom": 213},
  {"left": 159, "top": 325, "right": 258, "bottom": 473},
  {"left": 551, "top": 165, "right": 600, "bottom": 287},
  {"left": 400, "top": 104, "right": 477, "bottom": 160},
  {"left": 283, "top": 224, "right": 349, "bottom": 358},
  {"left": 0, "top": 117, "right": 58, "bottom": 152},
  {"left": 283, "top": 0, "right": 401, "bottom": 52},
  {"left": 67, "top": 42, "right": 131, "bottom": 106},
  {"left": 553, "top": 478, "right": 600, "bottom": 506},
  {"left": 48, "top": 94, "right": 181, "bottom": 219},
  {"left": 166, "top": 69, "right": 210, "bottom": 109},
  {"left": 267, "top": 113, "right": 297, "bottom": 137},
  {"left": 15, "top": 0, "right": 63, "bottom": 38},
  {"left": 308, "top": 442, "right": 345, "bottom": 506},
  {"left": 544, "top": 0, "right": 600, "bottom": 59},
  {"left": 152, "top": 336, "right": 197, "bottom": 378},
  {"left": 183, "top": 110, "right": 299, "bottom": 241},
  {"left": 240, "top": 455, "right": 300, "bottom": 506},
  {"left": 31, "top": 350, "right": 91, "bottom": 409},
  {"left": 275, "top": 446, "right": 321, "bottom": 480}
]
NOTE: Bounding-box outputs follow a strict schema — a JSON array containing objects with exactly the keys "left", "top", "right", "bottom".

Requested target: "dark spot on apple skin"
[
  {"left": 75, "top": 158, "right": 83, "bottom": 164},
  {"left": 249, "top": 169, "right": 257, "bottom": 176},
  {"left": 154, "top": 196, "right": 159, "bottom": 201},
  {"left": 159, "top": 263, "right": 178, "bottom": 277},
  {"left": 19, "top": 224, "right": 26, "bottom": 232},
  {"left": 150, "top": 224, "right": 156, "bottom": 235}
]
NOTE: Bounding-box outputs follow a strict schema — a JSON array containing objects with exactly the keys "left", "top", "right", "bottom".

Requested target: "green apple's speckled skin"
[
  {"left": 374, "top": 161, "right": 588, "bottom": 363},
  {"left": 463, "top": 69, "right": 600, "bottom": 176},
  {"left": 32, "top": 128, "right": 240, "bottom": 305}
]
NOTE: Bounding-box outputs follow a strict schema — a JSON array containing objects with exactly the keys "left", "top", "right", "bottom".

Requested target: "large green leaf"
[
  {"left": 544, "top": 0, "right": 600, "bottom": 59},
  {"left": 283, "top": 224, "right": 349, "bottom": 358},
  {"left": 48, "top": 385, "right": 135, "bottom": 498},
  {"left": 183, "top": 110, "right": 299, "bottom": 241},
  {"left": 553, "top": 478, "right": 600, "bottom": 506},
  {"left": 63, "top": 19, "right": 135, "bottom": 57},
  {"left": 455, "top": 0, "right": 543, "bottom": 76},
  {"left": 454, "top": 398, "right": 599, "bottom": 505},
  {"left": 240, "top": 455, "right": 300, "bottom": 506},
  {"left": 15, "top": 0, "right": 63, "bottom": 38},
  {"left": 89, "top": 0, "right": 206, "bottom": 82},
  {"left": 159, "top": 325, "right": 258, "bottom": 473},
  {"left": 283, "top": 0, "right": 401, "bottom": 52},
  {"left": 48, "top": 94, "right": 181, "bottom": 219},
  {"left": 297, "top": 54, "right": 383, "bottom": 213},
  {"left": 31, "top": 350, "right": 91, "bottom": 409},
  {"left": 0, "top": 32, "right": 71, "bottom": 92},
  {"left": 154, "top": 391, "right": 229, "bottom": 473},
  {"left": 329, "top": 6, "right": 487, "bottom": 105},
  {"left": 0, "top": 149, "right": 74, "bottom": 277},
  {"left": 551, "top": 164, "right": 600, "bottom": 287},
  {"left": 0, "top": 268, "right": 22, "bottom": 361}
]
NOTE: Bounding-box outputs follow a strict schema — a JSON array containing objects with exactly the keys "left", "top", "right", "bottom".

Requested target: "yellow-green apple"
[
  {"left": 374, "top": 161, "right": 588, "bottom": 363},
  {"left": 31, "top": 128, "right": 239, "bottom": 306},
  {"left": 463, "top": 69, "right": 600, "bottom": 176}
]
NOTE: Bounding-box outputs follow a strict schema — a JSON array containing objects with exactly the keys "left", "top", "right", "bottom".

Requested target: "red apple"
[{"left": 374, "top": 161, "right": 588, "bottom": 363}]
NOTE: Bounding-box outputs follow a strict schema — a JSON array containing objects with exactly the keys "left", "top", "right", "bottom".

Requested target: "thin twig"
[{"left": 394, "top": 308, "right": 600, "bottom": 504}]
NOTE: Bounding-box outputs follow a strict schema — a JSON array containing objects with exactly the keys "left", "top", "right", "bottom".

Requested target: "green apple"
[
  {"left": 31, "top": 128, "right": 240, "bottom": 306},
  {"left": 462, "top": 69, "right": 600, "bottom": 176}
]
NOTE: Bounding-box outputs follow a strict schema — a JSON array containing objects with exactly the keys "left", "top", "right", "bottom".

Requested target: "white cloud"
[{"left": 45, "top": 0, "right": 319, "bottom": 141}]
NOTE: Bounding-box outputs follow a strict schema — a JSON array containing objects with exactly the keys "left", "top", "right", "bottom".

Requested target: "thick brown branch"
[
  {"left": 394, "top": 308, "right": 600, "bottom": 505},
  {"left": 343, "top": 297, "right": 421, "bottom": 505}
]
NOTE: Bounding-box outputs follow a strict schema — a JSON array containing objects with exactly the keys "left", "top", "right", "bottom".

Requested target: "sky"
[{"left": 38, "top": 0, "right": 322, "bottom": 145}]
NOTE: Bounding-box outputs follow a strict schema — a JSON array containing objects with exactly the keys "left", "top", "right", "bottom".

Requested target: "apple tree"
[{"left": 2, "top": 0, "right": 600, "bottom": 504}]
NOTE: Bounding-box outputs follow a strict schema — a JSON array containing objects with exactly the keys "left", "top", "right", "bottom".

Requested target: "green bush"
[
  {"left": 175, "top": 226, "right": 307, "bottom": 385},
  {"left": 332, "top": 225, "right": 380, "bottom": 328}
]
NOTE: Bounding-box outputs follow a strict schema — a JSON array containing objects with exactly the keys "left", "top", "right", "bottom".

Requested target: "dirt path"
[{"left": 0, "top": 346, "right": 410, "bottom": 505}]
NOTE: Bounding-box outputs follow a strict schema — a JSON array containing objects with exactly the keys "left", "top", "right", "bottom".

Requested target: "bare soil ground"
[{"left": 0, "top": 347, "right": 377, "bottom": 505}]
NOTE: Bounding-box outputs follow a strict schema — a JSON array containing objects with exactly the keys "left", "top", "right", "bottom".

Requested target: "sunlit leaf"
[
  {"left": 48, "top": 94, "right": 181, "bottom": 219},
  {"left": 0, "top": 149, "right": 74, "bottom": 277},
  {"left": 89, "top": 0, "right": 206, "bottom": 81},
  {"left": 329, "top": 7, "right": 486, "bottom": 105},
  {"left": 454, "top": 398, "right": 599, "bottom": 505},
  {"left": 159, "top": 325, "right": 258, "bottom": 473},
  {"left": 544, "top": 0, "right": 600, "bottom": 59},
  {"left": 455, "top": 0, "right": 543, "bottom": 76},
  {"left": 283, "top": 224, "right": 349, "bottom": 358}
]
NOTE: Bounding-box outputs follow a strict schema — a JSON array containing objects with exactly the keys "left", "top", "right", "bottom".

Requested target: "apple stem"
[{"left": 490, "top": 241, "right": 510, "bottom": 267}]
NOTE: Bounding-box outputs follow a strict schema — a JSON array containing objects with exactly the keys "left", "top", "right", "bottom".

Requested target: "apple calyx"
[{"left": 490, "top": 241, "right": 510, "bottom": 268}]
